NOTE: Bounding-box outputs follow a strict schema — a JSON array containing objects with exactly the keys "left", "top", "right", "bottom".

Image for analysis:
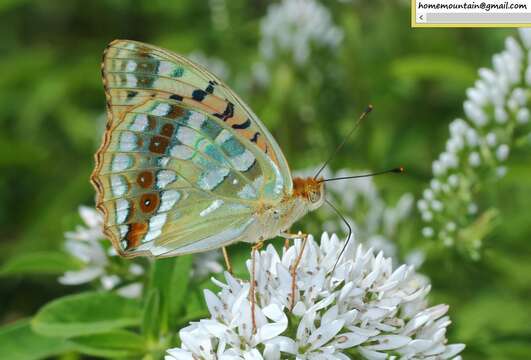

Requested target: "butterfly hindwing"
[{"left": 92, "top": 40, "right": 292, "bottom": 257}]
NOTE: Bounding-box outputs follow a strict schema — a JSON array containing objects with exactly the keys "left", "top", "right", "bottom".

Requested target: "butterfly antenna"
[
  {"left": 324, "top": 167, "right": 405, "bottom": 272},
  {"left": 325, "top": 199, "right": 352, "bottom": 273},
  {"left": 319, "top": 166, "right": 404, "bottom": 183},
  {"left": 314, "top": 105, "right": 373, "bottom": 179}
]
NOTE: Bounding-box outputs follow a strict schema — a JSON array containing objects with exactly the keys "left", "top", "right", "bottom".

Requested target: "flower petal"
[
  {"left": 364, "top": 335, "right": 411, "bottom": 351},
  {"left": 58, "top": 267, "right": 103, "bottom": 285},
  {"left": 308, "top": 319, "right": 344, "bottom": 350},
  {"left": 333, "top": 332, "right": 369, "bottom": 348}
]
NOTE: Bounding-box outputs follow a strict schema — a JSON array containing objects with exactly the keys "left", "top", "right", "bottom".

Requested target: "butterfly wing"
[{"left": 91, "top": 40, "right": 292, "bottom": 257}]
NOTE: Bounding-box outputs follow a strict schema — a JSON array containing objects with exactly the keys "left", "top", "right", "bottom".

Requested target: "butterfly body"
[
  {"left": 246, "top": 177, "right": 325, "bottom": 243},
  {"left": 91, "top": 40, "right": 324, "bottom": 258}
]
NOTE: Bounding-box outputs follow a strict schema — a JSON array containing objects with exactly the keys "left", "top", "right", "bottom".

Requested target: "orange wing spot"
[
  {"left": 137, "top": 171, "right": 154, "bottom": 188},
  {"left": 137, "top": 46, "right": 152, "bottom": 58},
  {"left": 160, "top": 123, "right": 175, "bottom": 137},
  {"left": 126, "top": 222, "right": 148, "bottom": 249},
  {"left": 140, "top": 193, "right": 160, "bottom": 213},
  {"left": 147, "top": 116, "right": 157, "bottom": 130},
  {"left": 202, "top": 95, "right": 227, "bottom": 112},
  {"left": 149, "top": 135, "right": 169, "bottom": 154},
  {"left": 167, "top": 105, "right": 185, "bottom": 119},
  {"left": 182, "top": 98, "right": 214, "bottom": 115},
  {"left": 224, "top": 113, "right": 246, "bottom": 126},
  {"left": 125, "top": 201, "right": 136, "bottom": 223}
]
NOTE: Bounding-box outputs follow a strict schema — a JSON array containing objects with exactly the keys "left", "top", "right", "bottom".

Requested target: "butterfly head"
[{"left": 292, "top": 177, "right": 325, "bottom": 211}]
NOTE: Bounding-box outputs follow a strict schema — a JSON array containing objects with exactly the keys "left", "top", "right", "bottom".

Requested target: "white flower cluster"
[
  {"left": 259, "top": 0, "right": 343, "bottom": 66},
  {"left": 166, "top": 233, "right": 464, "bottom": 360},
  {"left": 418, "top": 30, "right": 531, "bottom": 255},
  {"left": 59, "top": 206, "right": 144, "bottom": 298},
  {"left": 60, "top": 206, "right": 223, "bottom": 295}
]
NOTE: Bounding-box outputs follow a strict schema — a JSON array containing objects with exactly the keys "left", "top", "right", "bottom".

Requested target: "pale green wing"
[{"left": 91, "top": 40, "right": 291, "bottom": 257}]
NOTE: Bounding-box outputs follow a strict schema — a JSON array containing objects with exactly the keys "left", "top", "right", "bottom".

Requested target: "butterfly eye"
[{"left": 309, "top": 191, "right": 320, "bottom": 203}]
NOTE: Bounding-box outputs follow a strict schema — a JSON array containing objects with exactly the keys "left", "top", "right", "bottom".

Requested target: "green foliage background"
[{"left": 0, "top": 0, "right": 530, "bottom": 359}]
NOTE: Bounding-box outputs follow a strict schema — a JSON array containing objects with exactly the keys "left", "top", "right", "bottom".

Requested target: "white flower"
[
  {"left": 420, "top": 32, "right": 531, "bottom": 254},
  {"left": 166, "top": 233, "right": 465, "bottom": 360},
  {"left": 422, "top": 227, "right": 434, "bottom": 238},
  {"left": 251, "top": 61, "right": 270, "bottom": 87},
  {"left": 117, "top": 283, "right": 143, "bottom": 298},
  {"left": 430, "top": 179, "right": 442, "bottom": 192},
  {"left": 468, "top": 203, "right": 478, "bottom": 215},
  {"left": 519, "top": 28, "right": 531, "bottom": 51},
  {"left": 486, "top": 132, "right": 497, "bottom": 147},
  {"left": 446, "top": 136, "right": 464, "bottom": 153},
  {"left": 446, "top": 222, "right": 457, "bottom": 232},
  {"left": 432, "top": 160, "right": 446, "bottom": 176},
  {"left": 59, "top": 207, "right": 108, "bottom": 286},
  {"left": 431, "top": 200, "right": 443, "bottom": 212},
  {"left": 496, "top": 144, "right": 510, "bottom": 161},
  {"left": 449, "top": 118, "right": 467, "bottom": 136},
  {"left": 496, "top": 166, "right": 507, "bottom": 177},
  {"left": 422, "top": 211, "right": 433, "bottom": 222},
  {"left": 465, "top": 127, "right": 479, "bottom": 147},
  {"left": 59, "top": 206, "right": 144, "bottom": 298},
  {"left": 417, "top": 199, "right": 428, "bottom": 212},
  {"left": 468, "top": 152, "right": 481, "bottom": 167},
  {"left": 448, "top": 174, "right": 459, "bottom": 188},
  {"left": 517, "top": 107, "right": 529, "bottom": 123},
  {"left": 259, "top": 0, "right": 342, "bottom": 66},
  {"left": 495, "top": 106, "right": 508, "bottom": 123},
  {"left": 191, "top": 250, "right": 224, "bottom": 278}
]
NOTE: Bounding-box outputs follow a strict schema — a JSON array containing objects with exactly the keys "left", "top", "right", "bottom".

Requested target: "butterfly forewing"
[{"left": 92, "top": 40, "right": 292, "bottom": 257}]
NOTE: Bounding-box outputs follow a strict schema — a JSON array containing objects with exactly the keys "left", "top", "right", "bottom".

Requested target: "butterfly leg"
[
  {"left": 284, "top": 237, "right": 290, "bottom": 251},
  {"left": 250, "top": 240, "right": 264, "bottom": 334},
  {"left": 221, "top": 247, "right": 232, "bottom": 274},
  {"left": 281, "top": 231, "right": 309, "bottom": 310}
]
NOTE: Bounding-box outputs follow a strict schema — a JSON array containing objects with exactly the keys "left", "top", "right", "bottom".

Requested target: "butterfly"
[{"left": 91, "top": 39, "right": 327, "bottom": 258}]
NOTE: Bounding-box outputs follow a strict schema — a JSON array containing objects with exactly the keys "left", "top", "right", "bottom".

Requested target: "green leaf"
[
  {"left": 486, "top": 339, "right": 531, "bottom": 360},
  {"left": 0, "top": 251, "right": 81, "bottom": 277},
  {"left": 183, "top": 288, "right": 209, "bottom": 324},
  {"left": 176, "top": 308, "right": 210, "bottom": 329},
  {"left": 142, "top": 289, "right": 160, "bottom": 342},
  {"left": 0, "top": 137, "right": 45, "bottom": 167},
  {"left": 168, "top": 255, "right": 193, "bottom": 324},
  {"left": 68, "top": 330, "right": 145, "bottom": 358},
  {"left": 455, "top": 294, "right": 531, "bottom": 344},
  {"left": 0, "top": 319, "right": 73, "bottom": 360},
  {"left": 150, "top": 258, "right": 175, "bottom": 294},
  {"left": 148, "top": 258, "right": 176, "bottom": 333},
  {"left": 32, "top": 291, "right": 142, "bottom": 338},
  {"left": 391, "top": 55, "right": 476, "bottom": 91}
]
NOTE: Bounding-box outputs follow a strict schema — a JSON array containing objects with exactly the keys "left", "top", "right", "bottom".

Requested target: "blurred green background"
[{"left": 0, "top": 0, "right": 530, "bottom": 359}]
